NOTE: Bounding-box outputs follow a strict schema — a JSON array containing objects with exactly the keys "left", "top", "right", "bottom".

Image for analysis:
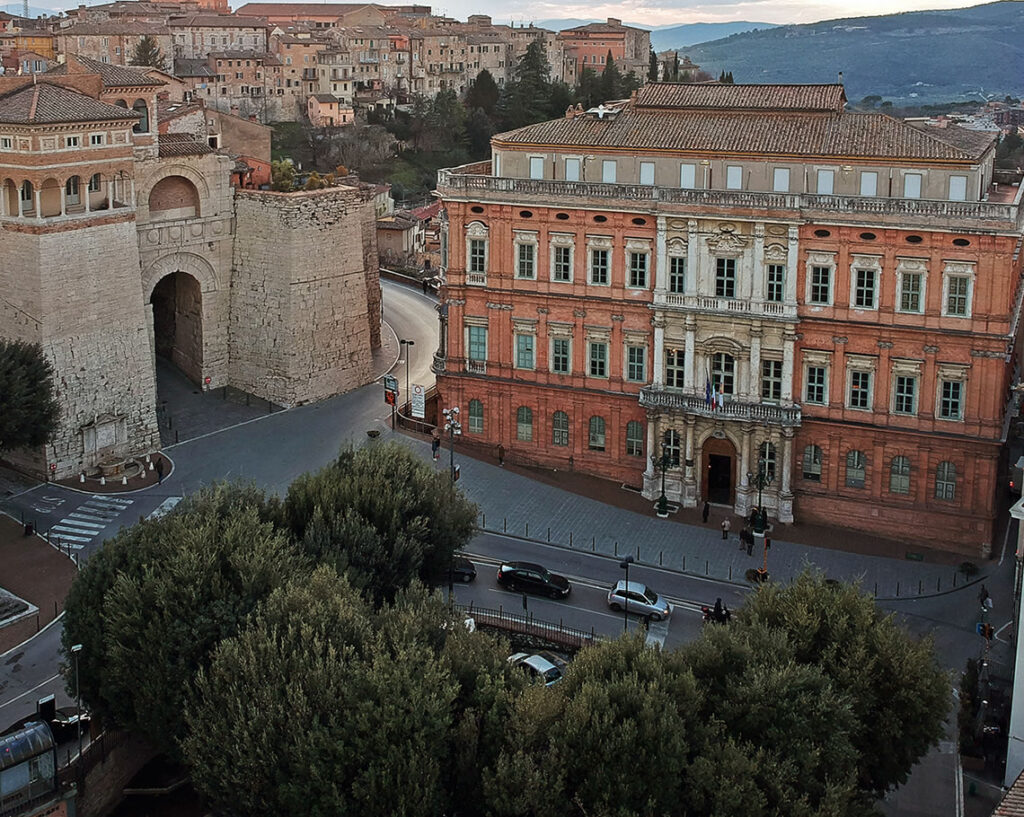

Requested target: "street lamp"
[
  {"left": 747, "top": 455, "right": 774, "bottom": 581},
  {"left": 651, "top": 430, "right": 672, "bottom": 518},
  {"left": 619, "top": 555, "right": 634, "bottom": 633},
  {"left": 399, "top": 339, "right": 415, "bottom": 412},
  {"left": 442, "top": 406, "right": 461, "bottom": 484},
  {"left": 71, "top": 643, "right": 83, "bottom": 762}
]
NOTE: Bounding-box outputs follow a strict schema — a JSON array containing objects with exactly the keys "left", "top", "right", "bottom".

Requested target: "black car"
[
  {"left": 450, "top": 556, "right": 477, "bottom": 583},
  {"left": 496, "top": 561, "right": 571, "bottom": 598}
]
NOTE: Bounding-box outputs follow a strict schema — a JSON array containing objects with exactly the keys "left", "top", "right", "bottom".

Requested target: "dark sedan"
[
  {"left": 496, "top": 561, "right": 571, "bottom": 599},
  {"left": 450, "top": 556, "right": 477, "bottom": 583}
]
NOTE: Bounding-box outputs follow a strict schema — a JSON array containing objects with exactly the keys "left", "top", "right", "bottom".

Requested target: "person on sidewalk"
[
  {"left": 979, "top": 584, "right": 990, "bottom": 606},
  {"left": 497, "top": 444, "right": 505, "bottom": 467},
  {"left": 702, "top": 501, "right": 710, "bottom": 523},
  {"left": 156, "top": 458, "right": 164, "bottom": 485},
  {"left": 721, "top": 517, "right": 730, "bottom": 540},
  {"left": 431, "top": 427, "right": 441, "bottom": 461},
  {"left": 739, "top": 527, "right": 750, "bottom": 552}
]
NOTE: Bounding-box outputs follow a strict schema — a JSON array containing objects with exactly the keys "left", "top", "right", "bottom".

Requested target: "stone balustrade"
[{"left": 640, "top": 386, "right": 802, "bottom": 427}]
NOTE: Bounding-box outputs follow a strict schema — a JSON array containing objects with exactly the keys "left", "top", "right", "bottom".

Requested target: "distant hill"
[
  {"left": 650, "top": 22, "right": 776, "bottom": 51},
  {"left": 680, "top": 1, "right": 1024, "bottom": 105}
]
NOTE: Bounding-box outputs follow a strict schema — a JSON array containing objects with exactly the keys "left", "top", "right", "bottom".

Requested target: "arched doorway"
[
  {"left": 150, "top": 271, "right": 203, "bottom": 384},
  {"left": 702, "top": 436, "right": 737, "bottom": 505}
]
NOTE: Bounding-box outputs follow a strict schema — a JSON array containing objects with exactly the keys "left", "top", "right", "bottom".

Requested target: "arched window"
[
  {"left": 65, "top": 176, "right": 80, "bottom": 205},
  {"left": 802, "top": 444, "right": 822, "bottom": 481},
  {"left": 935, "top": 461, "right": 956, "bottom": 501},
  {"left": 20, "top": 180, "right": 33, "bottom": 205},
  {"left": 625, "top": 420, "right": 643, "bottom": 457},
  {"left": 515, "top": 406, "right": 532, "bottom": 442},
  {"left": 588, "top": 416, "right": 606, "bottom": 451},
  {"left": 845, "top": 450, "right": 866, "bottom": 488},
  {"left": 552, "top": 411, "right": 569, "bottom": 446},
  {"left": 88, "top": 173, "right": 101, "bottom": 193},
  {"left": 467, "top": 399, "right": 483, "bottom": 433},
  {"left": 711, "top": 352, "right": 735, "bottom": 395},
  {"left": 759, "top": 441, "right": 777, "bottom": 481},
  {"left": 132, "top": 98, "right": 150, "bottom": 133},
  {"left": 663, "top": 429, "right": 680, "bottom": 466},
  {"left": 890, "top": 456, "right": 911, "bottom": 495}
]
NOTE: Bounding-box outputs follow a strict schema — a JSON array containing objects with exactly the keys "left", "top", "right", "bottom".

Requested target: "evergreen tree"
[
  {"left": 498, "top": 39, "right": 551, "bottom": 130},
  {"left": 465, "top": 68, "right": 499, "bottom": 115},
  {"left": 672, "top": 52, "right": 680, "bottom": 80},
  {"left": 0, "top": 338, "right": 59, "bottom": 453},
  {"left": 576, "top": 66, "right": 600, "bottom": 108},
  {"left": 599, "top": 51, "right": 624, "bottom": 101},
  {"left": 465, "top": 107, "right": 492, "bottom": 159},
  {"left": 129, "top": 34, "right": 165, "bottom": 69},
  {"left": 545, "top": 80, "right": 574, "bottom": 120},
  {"left": 648, "top": 46, "right": 658, "bottom": 81}
]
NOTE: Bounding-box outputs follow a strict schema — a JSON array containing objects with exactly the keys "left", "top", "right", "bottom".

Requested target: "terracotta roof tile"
[
  {"left": 635, "top": 82, "right": 847, "bottom": 113},
  {"left": 157, "top": 132, "right": 214, "bottom": 157},
  {"left": 0, "top": 81, "right": 139, "bottom": 125},
  {"left": 47, "top": 55, "right": 164, "bottom": 87},
  {"left": 995, "top": 770, "right": 1024, "bottom": 817}
]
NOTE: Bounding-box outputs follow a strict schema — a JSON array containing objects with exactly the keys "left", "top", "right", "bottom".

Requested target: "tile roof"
[
  {"left": 494, "top": 89, "right": 990, "bottom": 162},
  {"left": 0, "top": 81, "right": 140, "bottom": 124},
  {"left": 157, "top": 98, "right": 201, "bottom": 122},
  {"left": 173, "top": 57, "right": 214, "bottom": 77},
  {"left": 635, "top": 82, "right": 847, "bottom": 113},
  {"left": 47, "top": 55, "right": 164, "bottom": 87},
  {"left": 157, "top": 132, "right": 214, "bottom": 157},
  {"left": 235, "top": 3, "right": 367, "bottom": 15},
  {"left": 995, "top": 770, "right": 1024, "bottom": 817},
  {"left": 907, "top": 120, "right": 996, "bottom": 155}
]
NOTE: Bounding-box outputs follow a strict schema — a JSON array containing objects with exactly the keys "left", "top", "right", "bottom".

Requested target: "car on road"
[
  {"left": 496, "top": 561, "right": 571, "bottom": 598},
  {"left": 607, "top": 580, "right": 671, "bottom": 621},
  {"left": 450, "top": 556, "right": 476, "bottom": 583},
  {"left": 49, "top": 707, "right": 90, "bottom": 743},
  {"left": 508, "top": 653, "right": 563, "bottom": 686}
]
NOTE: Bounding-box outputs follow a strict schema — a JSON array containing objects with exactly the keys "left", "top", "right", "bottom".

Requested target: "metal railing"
[
  {"left": 655, "top": 292, "right": 797, "bottom": 320},
  {"left": 454, "top": 602, "right": 598, "bottom": 649},
  {"left": 640, "top": 386, "right": 802, "bottom": 426}
]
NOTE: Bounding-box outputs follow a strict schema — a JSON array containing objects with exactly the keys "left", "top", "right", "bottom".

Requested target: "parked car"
[
  {"left": 49, "top": 707, "right": 90, "bottom": 742},
  {"left": 606, "top": 580, "right": 672, "bottom": 621},
  {"left": 450, "top": 556, "right": 477, "bottom": 583},
  {"left": 496, "top": 561, "right": 571, "bottom": 598},
  {"left": 508, "top": 653, "right": 563, "bottom": 686}
]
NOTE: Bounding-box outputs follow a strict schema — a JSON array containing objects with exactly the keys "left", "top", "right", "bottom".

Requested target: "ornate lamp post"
[
  {"left": 651, "top": 430, "right": 672, "bottom": 518},
  {"left": 442, "top": 406, "right": 461, "bottom": 484},
  {"left": 747, "top": 455, "right": 774, "bottom": 581}
]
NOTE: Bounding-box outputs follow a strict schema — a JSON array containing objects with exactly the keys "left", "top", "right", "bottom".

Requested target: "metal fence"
[{"left": 455, "top": 602, "right": 598, "bottom": 649}]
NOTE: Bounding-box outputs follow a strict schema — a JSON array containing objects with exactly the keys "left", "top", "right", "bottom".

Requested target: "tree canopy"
[
  {"left": 0, "top": 338, "right": 59, "bottom": 453},
  {"left": 129, "top": 35, "right": 165, "bottom": 69}
]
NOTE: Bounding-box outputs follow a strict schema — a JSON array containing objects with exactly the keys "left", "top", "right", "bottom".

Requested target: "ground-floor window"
[
  {"left": 588, "top": 416, "right": 606, "bottom": 451},
  {"left": 845, "top": 450, "right": 866, "bottom": 488},
  {"left": 516, "top": 406, "right": 533, "bottom": 442},
  {"left": 625, "top": 420, "right": 643, "bottom": 457},
  {"left": 802, "top": 444, "right": 822, "bottom": 481},
  {"left": 552, "top": 411, "right": 569, "bottom": 446},
  {"left": 889, "top": 456, "right": 910, "bottom": 495},
  {"left": 467, "top": 399, "right": 483, "bottom": 433},
  {"left": 935, "top": 461, "right": 956, "bottom": 501}
]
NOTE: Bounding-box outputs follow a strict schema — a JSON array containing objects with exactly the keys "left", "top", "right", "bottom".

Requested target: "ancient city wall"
[{"left": 230, "top": 186, "right": 380, "bottom": 406}]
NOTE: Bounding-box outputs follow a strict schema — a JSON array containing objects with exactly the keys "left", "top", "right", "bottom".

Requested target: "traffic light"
[{"left": 384, "top": 389, "right": 396, "bottom": 405}]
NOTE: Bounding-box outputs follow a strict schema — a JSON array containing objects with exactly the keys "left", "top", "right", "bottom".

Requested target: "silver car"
[
  {"left": 508, "top": 653, "right": 563, "bottom": 686},
  {"left": 606, "top": 580, "right": 672, "bottom": 621}
]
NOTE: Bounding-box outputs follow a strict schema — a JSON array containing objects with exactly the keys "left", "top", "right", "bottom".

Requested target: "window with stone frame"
[
  {"left": 551, "top": 236, "right": 574, "bottom": 282},
  {"left": 588, "top": 341, "right": 607, "bottom": 378},
  {"left": 759, "top": 441, "right": 777, "bottom": 481},
  {"left": 893, "top": 375, "right": 918, "bottom": 415},
  {"left": 845, "top": 450, "right": 866, "bottom": 488},
  {"left": 939, "top": 379, "right": 964, "bottom": 421},
  {"left": 516, "top": 405, "right": 533, "bottom": 441},
  {"left": 626, "top": 345, "right": 646, "bottom": 383},
  {"left": 588, "top": 416, "right": 606, "bottom": 451},
  {"left": 467, "top": 324, "right": 486, "bottom": 362},
  {"left": 628, "top": 251, "right": 649, "bottom": 288},
  {"left": 515, "top": 239, "right": 536, "bottom": 279},
  {"left": 711, "top": 352, "right": 735, "bottom": 395},
  {"left": 766, "top": 264, "right": 785, "bottom": 303},
  {"left": 802, "top": 444, "right": 822, "bottom": 481},
  {"left": 715, "top": 257, "right": 736, "bottom": 298},
  {"left": 889, "top": 456, "right": 911, "bottom": 495},
  {"left": 804, "top": 364, "right": 828, "bottom": 404},
  {"left": 625, "top": 420, "right": 644, "bottom": 457},
  {"left": 853, "top": 266, "right": 877, "bottom": 309},
  {"left": 944, "top": 270, "right": 972, "bottom": 317},
  {"left": 514, "top": 333, "right": 535, "bottom": 370},
  {"left": 848, "top": 369, "right": 872, "bottom": 410},
  {"left": 468, "top": 399, "right": 483, "bottom": 433},
  {"left": 551, "top": 336, "right": 570, "bottom": 374},
  {"left": 669, "top": 256, "right": 686, "bottom": 293},
  {"left": 663, "top": 429, "right": 681, "bottom": 466},
  {"left": 665, "top": 348, "right": 684, "bottom": 388},
  {"left": 935, "top": 461, "right": 957, "bottom": 501},
  {"left": 899, "top": 271, "right": 923, "bottom": 313},
  {"left": 552, "top": 410, "right": 569, "bottom": 446},
  {"left": 589, "top": 246, "right": 610, "bottom": 285},
  {"left": 807, "top": 254, "right": 834, "bottom": 305},
  {"left": 761, "top": 360, "right": 782, "bottom": 402}
]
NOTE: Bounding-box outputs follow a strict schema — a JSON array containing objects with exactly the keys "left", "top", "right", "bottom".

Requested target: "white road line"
[
  {"left": 47, "top": 532, "right": 92, "bottom": 543},
  {"left": 55, "top": 518, "right": 105, "bottom": 529},
  {"left": 50, "top": 525, "right": 99, "bottom": 536},
  {"left": 65, "top": 514, "right": 107, "bottom": 527},
  {"left": 0, "top": 673, "right": 63, "bottom": 714},
  {"left": 79, "top": 504, "right": 119, "bottom": 515},
  {"left": 147, "top": 497, "right": 182, "bottom": 521},
  {"left": 85, "top": 500, "right": 133, "bottom": 511},
  {"left": 90, "top": 495, "right": 133, "bottom": 504}
]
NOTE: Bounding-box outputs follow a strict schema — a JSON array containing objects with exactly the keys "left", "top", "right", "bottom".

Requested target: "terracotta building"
[
  {"left": 435, "top": 83, "right": 1024, "bottom": 555},
  {"left": 556, "top": 18, "right": 650, "bottom": 84}
]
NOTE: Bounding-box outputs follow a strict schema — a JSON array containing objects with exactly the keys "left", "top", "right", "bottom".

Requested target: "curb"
[{"left": 48, "top": 452, "right": 176, "bottom": 497}]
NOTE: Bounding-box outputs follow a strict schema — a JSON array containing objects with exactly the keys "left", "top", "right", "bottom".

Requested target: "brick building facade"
[{"left": 435, "top": 83, "right": 1024, "bottom": 555}]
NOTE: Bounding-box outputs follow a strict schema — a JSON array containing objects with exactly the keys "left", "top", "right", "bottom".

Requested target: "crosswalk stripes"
[{"left": 47, "top": 495, "right": 135, "bottom": 550}]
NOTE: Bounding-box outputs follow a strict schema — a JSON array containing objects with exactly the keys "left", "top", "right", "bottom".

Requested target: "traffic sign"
[
  {"left": 411, "top": 384, "right": 425, "bottom": 419},
  {"left": 383, "top": 374, "right": 399, "bottom": 393}
]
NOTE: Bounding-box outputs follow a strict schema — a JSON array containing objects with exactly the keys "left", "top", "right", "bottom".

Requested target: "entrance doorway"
[
  {"left": 702, "top": 437, "right": 736, "bottom": 505},
  {"left": 150, "top": 271, "right": 203, "bottom": 385}
]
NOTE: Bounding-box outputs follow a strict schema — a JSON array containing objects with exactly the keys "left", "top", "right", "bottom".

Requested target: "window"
[
  {"left": 65, "top": 135, "right": 80, "bottom": 148},
  {"left": 948, "top": 175, "right": 967, "bottom": 201},
  {"left": 639, "top": 161, "right": 655, "bottom": 185},
  {"left": 132, "top": 99, "right": 149, "bottom": 133},
  {"left": 945, "top": 275, "right": 971, "bottom": 317},
  {"left": 805, "top": 365, "right": 827, "bottom": 404},
  {"left": 663, "top": 429, "right": 681, "bottom": 466},
  {"left": 726, "top": 165, "right": 743, "bottom": 189},
  {"left": 766, "top": 264, "right": 785, "bottom": 302},
  {"left": 939, "top": 380, "right": 963, "bottom": 420},
  {"left": 625, "top": 421, "right": 644, "bottom": 456},
  {"left": 860, "top": 171, "right": 877, "bottom": 197},
  {"left": 64, "top": 176, "right": 80, "bottom": 205},
  {"left": 88, "top": 173, "right": 101, "bottom": 192},
  {"left": 715, "top": 258, "right": 736, "bottom": 298},
  {"left": 20, "top": 180, "right": 32, "bottom": 204},
  {"left": 551, "top": 338, "right": 570, "bottom": 374},
  {"left": 848, "top": 370, "right": 872, "bottom": 410},
  {"left": 665, "top": 348, "right": 684, "bottom": 388},
  {"left": 845, "top": 450, "right": 866, "bottom": 488},
  {"left": 890, "top": 456, "right": 911, "bottom": 495},
  {"left": 468, "top": 399, "right": 483, "bottom": 433},
  {"left": 589, "top": 247, "right": 609, "bottom": 285},
  {"left": 903, "top": 173, "right": 922, "bottom": 199},
  {"left": 564, "top": 157, "right": 580, "bottom": 181},
  {"left": 516, "top": 406, "right": 533, "bottom": 441},
  {"left": 759, "top": 442, "right": 777, "bottom": 481},
  {"left": 899, "top": 272, "right": 923, "bottom": 313},
  {"left": 89, "top": 133, "right": 104, "bottom": 146},
  {"left": 894, "top": 375, "right": 917, "bottom": 415},
  {"left": 816, "top": 169, "right": 834, "bottom": 195},
  {"left": 669, "top": 257, "right": 686, "bottom": 293},
  {"left": 711, "top": 352, "right": 735, "bottom": 395},
  {"left": 469, "top": 238, "right": 486, "bottom": 275},
  {"left": 515, "top": 334, "right": 534, "bottom": 369},
  {"left": 679, "top": 163, "right": 696, "bottom": 188},
  {"left": 529, "top": 156, "right": 544, "bottom": 179},
  {"left": 935, "top": 461, "right": 956, "bottom": 501},
  {"left": 601, "top": 160, "right": 616, "bottom": 183},
  {"left": 760, "top": 360, "right": 782, "bottom": 402},
  {"left": 628, "top": 252, "right": 648, "bottom": 288},
  {"left": 773, "top": 167, "right": 790, "bottom": 192},
  {"left": 0, "top": 137, "right": 11, "bottom": 149},
  {"left": 588, "top": 342, "right": 607, "bottom": 377},
  {"left": 809, "top": 266, "right": 832, "bottom": 305},
  {"left": 626, "top": 345, "right": 646, "bottom": 382},
  {"left": 552, "top": 244, "right": 573, "bottom": 282},
  {"left": 853, "top": 267, "right": 877, "bottom": 309},
  {"left": 802, "top": 444, "right": 822, "bottom": 481},
  {"left": 467, "top": 325, "right": 487, "bottom": 362},
  {"left": 552, "top": 411, "right": 569, "bottom": 446},
  {"left": 516, "top": 242, "right": 535, "bottom": 278},
  {"left": 588, "top": 416, "right": 606, "bottom": 451}
]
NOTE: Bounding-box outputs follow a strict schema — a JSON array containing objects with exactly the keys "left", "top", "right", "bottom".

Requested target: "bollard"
[
  {"left": 525, "top": 523, "right": 529, "bottom": 538},
  {"left": 896, "top": 581, "right": 900, "bottom": 597},
  {"left": 36, "top": 613, "right": 40, "bottom": 632},
  {"left": 874, "top": 582, "right": 877, "bottom": 597},
  {"left": 175, "top": 430, "right": 179, "bottom": 444},
  {"left": 591, "top": 538, "right": 595, "bottom": 552},
  {"left": 937, "top": 577, "right": 941, "bottom": 593},
  {"left": 918, "top": 580, "right": 922, "bottom": 595},
  {"left": 614, "top": 541, "right": 618, "bottom": 556},
  {"left": 636, "top": 545, "right": 640, "bottom": 562},
  {"left": 503, "top": 518, "right": 507, "bottom": 533},
  {"left": 683, "top": 555, "right": 686, "bottom": 571},
  {"left": 267, "top": 398, "right": 273, "bottom": 413},
  {"left": 246, "top": 393, "right": 251, "bottom": 406},
  {"left": 705, "top": 560, "right": 709, "bottom": 575},
  {"left": 167, "top": 415, "right": 172, "bottom": 429},
  {"left": 953, "top": 572, "right": 957, "bottom": 587},
  {"left": 100, "top": 476, "right": 106, "bottom": 486},
  {"left": 53, "top": 601, "right": 57, "bottom": 618},
  {"left": 121, "top": 476, "right": 127, "bottom": 485},
  {"left": 659, "top": 551, "right": 663, "bottom": 566},
  {"left": 547, "top": 528, "right": 551, "bottom": 542},
  {"left": 482, "top": 513, "right": 486, "bottom": 529},
  {"left": 729, "top": 565, "right": 732, "bottom": 580},
  {"left": 569, "top": 532, "right": 573, "bottom": 547}
]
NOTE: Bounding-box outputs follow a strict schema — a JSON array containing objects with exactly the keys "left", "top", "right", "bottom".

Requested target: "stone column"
[
  {"left": 85, "top": 183, "right": 91, "bottom": 212},
  {"left": 108, "top": 180, "right": 115, "bottom": 208},
  {"left": 652, "top": 315, "right": 665, "bottom": 386},
  {"left": 60, "top": 186, "right": 66, "bottom": 217},
  {"left": 683, "top": 416, "right": 697, "bottom": 506},
  {"left": 686, "top": 219, "right": 699, "bottom": 295},
  {"left": 34, "top": 188, "right": 41, "bottom": 216},
  {"left": 0, "top": 182, "right": 7, "bottom": 217},
  {"left": 684, "top": 321, "right": 696, "bottom": 391},
  {"left": 782, "top": 332, "right": 796, "bottom": 404},
  {"left": 749, "top": 326, "right": 762, "bottom": 398},
  {"left": 786, "top": 225, "right": 799, "bottom": 304},
  {"left": 644, "top": 417, "right": 656, "bottom": 481},
  {"left": 654, "top": 216, "right": 667, "bottom": 292},
  {"left": 751, "top": 223, "right": 764, "bottom": 302},
  {"left": 130, "top": 179, "right": 136, "bottom": 208},
  {"left": 779, "top": 428, "right": 795, "bottom": 523},
  {"left": 738, "top": 423, "right": 753, "bottom": 516}
]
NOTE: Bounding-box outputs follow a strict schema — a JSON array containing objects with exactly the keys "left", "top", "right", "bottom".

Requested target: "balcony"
[
  {"left": 466, "top": 359, "right": 486, "bottom": 374},
  {"left": 466, "top": 271, "right": 487, "bottom": 286},
  {"left": 640, "top": 386, "right": 802, "bottom": 427},
  {"left": 436, "top": 166, "right": 1023, "bottom": 230},
  {"left": 654, "top": 292, "right": 797, "bottom": 320}
]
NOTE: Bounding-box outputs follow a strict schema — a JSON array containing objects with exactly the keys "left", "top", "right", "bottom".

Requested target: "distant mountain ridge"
[{"left": 680, "top": 1, "right": 1023, "bottom": 104}]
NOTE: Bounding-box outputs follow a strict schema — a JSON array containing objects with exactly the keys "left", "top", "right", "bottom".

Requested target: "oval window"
[
  {"left": 593, "top": 215, "right": 608, "bottom": 223},
  {"left": 470, "top": 205, "right": 484, "bottom": 213},
  {"left": 519, "top": 210, "right": 533, "bottom": 218},
  {"left": 555, "top": 212, "right": 570, "bottom": 220},
  {"left": 859, "top": 232, "right": 876, "bottom": 241},
  {"left": 906, "top": 235, "right": 923, "bottom": 244},
  {"left": 632, "top": 217, "right": 647, "bottom": 226},
  {"left": 952, "top": 238, "right": 970, "bottom": 247},
  {"left": 814, "top": 229, "right": 831, "bottom": 238}
]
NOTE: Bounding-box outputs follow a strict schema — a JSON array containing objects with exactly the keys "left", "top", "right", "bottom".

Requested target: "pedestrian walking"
[
  {"left": 746, "top": 531, "right": 754, "bottom": 556},
  {"left": 497, "top": 444, "right": 506, "bottom": 467},
  {"left": 702, "top": 501, "right": 710, "bottom": 523},
  {"left": 979, "top": 584, "right": 990, "bottom": 606},
  {"left": 738, "top": 527, "right": 749, "bottom": 552},
  {"left": 431, "top": 427, "right": 441, "bottom": 461},
  {"left": 422, "top": 277, "right": 430, "bottom": 295},
  {"left": 155, "top": 458, "right": 164, "bottom": 485},
  {"left": 721, "top": 517, "right": 730, "bottom": 540}
]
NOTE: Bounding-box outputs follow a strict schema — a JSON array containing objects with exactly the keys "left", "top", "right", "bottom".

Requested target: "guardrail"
[{"left": 454, "top": 601, "right": 598, "bottom": 649}]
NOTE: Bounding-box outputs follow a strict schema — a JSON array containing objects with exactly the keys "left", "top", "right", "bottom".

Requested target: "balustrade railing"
[{"left": 640, "top": 387, "right": 802, "bottom": 426}]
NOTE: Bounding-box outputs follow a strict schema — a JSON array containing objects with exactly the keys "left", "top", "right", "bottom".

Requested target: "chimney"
[
  {"left": 607, "top": 17, "right": 621, "bottom": 25},
  {"left": 565, "top": 105, "right": 574, "bottom": 119},
  {"left": 838, "top": 71, "right": 843, "bottom": 85},
  {"left": 248, "top": 113, "right": 257, "bottom": 121}
]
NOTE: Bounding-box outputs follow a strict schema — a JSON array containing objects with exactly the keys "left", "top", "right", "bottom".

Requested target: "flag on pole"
[{"left": 705, "top": 376, "right": 712, "bottom": 407}]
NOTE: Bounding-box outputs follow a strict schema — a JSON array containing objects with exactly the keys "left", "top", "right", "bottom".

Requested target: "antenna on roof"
[{"left": 838, "top": 71, "right": 843, "bottom": 85}]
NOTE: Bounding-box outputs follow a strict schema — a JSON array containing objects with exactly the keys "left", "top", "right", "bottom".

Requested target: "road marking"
[
  {"left": 0, "top": 673, "right": 62, "bottom": 715},
  {"left": 147, "top": 497, "right": 182, "bottom": 520},
  {"left": 65, "top": 514, "right": 108, "bottom": 526},
  {"left": 50, "top": 525, "right": 101, "bottom": 536},
  {"left": 87, "top": 497, "right": 133, "bottom": 509}
]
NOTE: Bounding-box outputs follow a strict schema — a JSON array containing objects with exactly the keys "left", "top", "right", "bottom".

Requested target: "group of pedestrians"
[{"left": 702, "top": 501, "right": 763, "bottom": 557}]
